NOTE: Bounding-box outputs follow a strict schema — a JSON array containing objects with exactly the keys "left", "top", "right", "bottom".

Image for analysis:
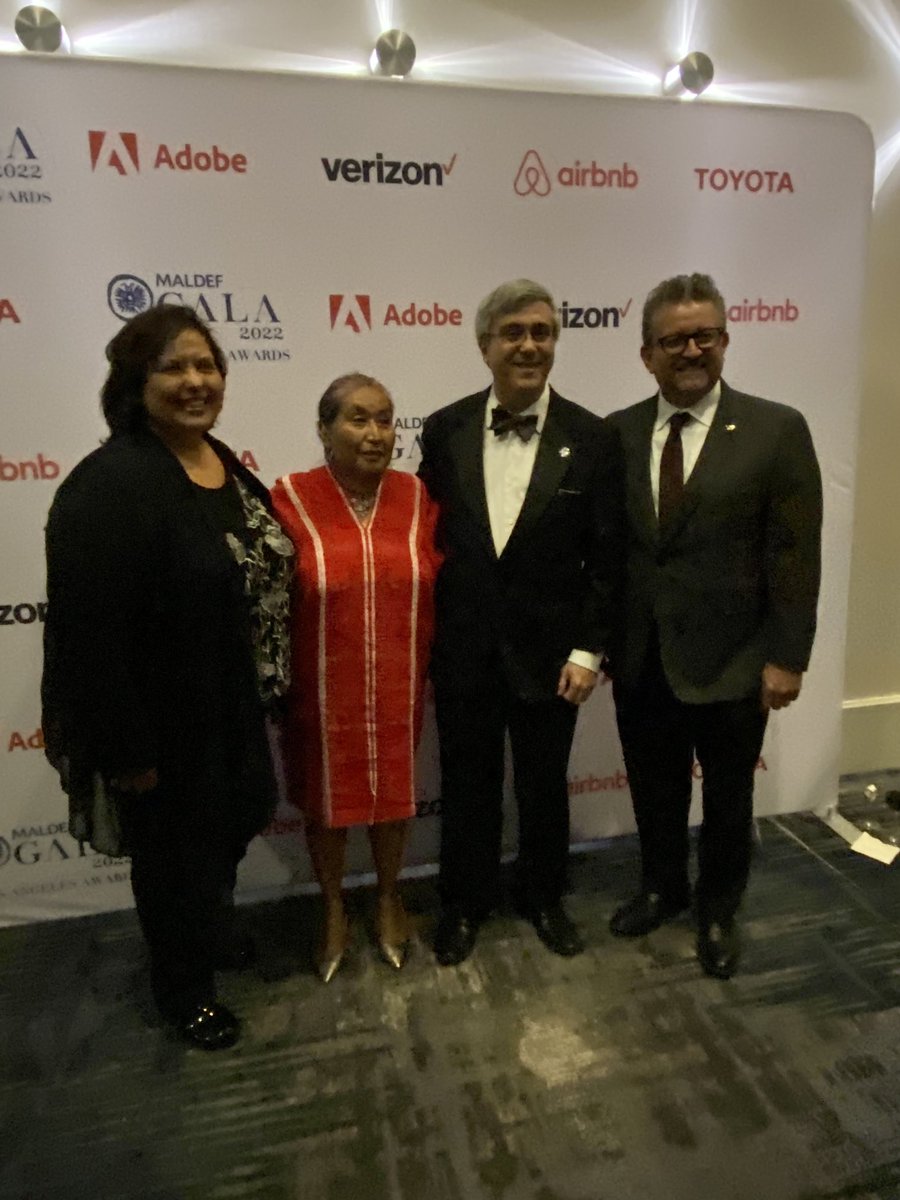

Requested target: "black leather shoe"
[
  {"left": 609, "top": 891, "right": 688, "bottom": 937},
  {"left": 434, "top": 910, "right": 478, "bottom": 966},
  {"left": 525, "top": 904, "right": 585, "bottom": 957},
  {"left": 176, "top": 1002, "right": 241, "bottom": 1050},
  {"left": 697, "top": 919, "right": 741, "bottom": 979}
]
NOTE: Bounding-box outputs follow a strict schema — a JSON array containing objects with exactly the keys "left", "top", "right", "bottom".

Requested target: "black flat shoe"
[
  {"left": 524, "top": 904, "right": 584, "bottom": 957},
  {"left": 175, "top": 1002, "right": 241, "bottom": 1050},
  {"left": 697, "top": 919, "right": 741, "bottom": 980},
  {"left": 609, "top": 891, "right": 689, "bottom": 937},
  {"left": 434, "top": 910, "right": 478, "bottom": 966}
]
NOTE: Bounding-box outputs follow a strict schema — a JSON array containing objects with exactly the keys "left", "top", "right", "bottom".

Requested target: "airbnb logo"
[
  {"left": 330, "top": 294, "right": 372, "bottom": 333},
  {"left": 515, "top": 150, "right": 552, "bottom": 197},
  {"left": 0, "top": 454, "right": 59, "bottom": 481},
  {"left": 514, "top": 149, "right": 639, "bottom": 197},
  {"left": 89, "top": 131, "right": 140, "bottom": 174}
]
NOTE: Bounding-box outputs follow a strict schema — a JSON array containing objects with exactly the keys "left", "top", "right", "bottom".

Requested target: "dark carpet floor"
[{"left": 3, "top": 786, "right": 900, "bottom": 1200}]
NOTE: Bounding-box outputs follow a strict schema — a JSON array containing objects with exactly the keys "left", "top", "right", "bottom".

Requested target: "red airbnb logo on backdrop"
[
  {"left": 0, "top": 454, "right": 59, "bottom": 481},
  {"left": 514, "top": 149, "right": 638, "bottom": 196},
  {"left": 329, "top": 294, "right": 372, "bottom": 333},
  {"left": 89, "top": 131, "right": 140, "bottom": 174},
  {"left": 514, "top": 150, "right": 552, "bottom": 196}
]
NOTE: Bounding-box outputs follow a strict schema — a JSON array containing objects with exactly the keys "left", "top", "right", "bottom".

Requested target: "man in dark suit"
[
  {"left": 419, "top": 279, "right": 623, "bottom": 965},
  {"left": 606, "top": 272, "right": 822, "bottom": 978}
]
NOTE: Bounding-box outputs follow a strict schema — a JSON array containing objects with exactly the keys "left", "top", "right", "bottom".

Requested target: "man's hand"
[
  {"left": 761, "top": 664, "right": 802, "bottom": 711},
  {"left": 557, "top": 662, "right": 598, "bottom": 706},
  {"left": 111, "top": 767, "right": 159, "bottom": 794}
]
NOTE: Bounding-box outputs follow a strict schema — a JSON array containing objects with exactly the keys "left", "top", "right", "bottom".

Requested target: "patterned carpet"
[{"left": 3, "top": 785, "right": 900, "bottom": 1200}]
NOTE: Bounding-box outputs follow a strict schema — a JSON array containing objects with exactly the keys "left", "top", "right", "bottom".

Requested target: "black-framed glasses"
[
  {"left": 653, "top": 327, "right": 725, "bottom": 355},
  {"left": 490, "top": 322, "right": 556, "bottom": 346}
]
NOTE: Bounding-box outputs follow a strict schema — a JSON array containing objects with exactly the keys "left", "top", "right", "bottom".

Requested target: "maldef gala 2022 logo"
[
  {"left": 106, "top": 272, "right": 290, "bottom": 364},
  {"left": 514, "top": 149, "right": 639, "bottom": 197},
  {"left": 88, "top": 131, "right": 248, "bottom": 176},
  {"left": 1, "top": 125, "right": 51, "bottom": 205}
]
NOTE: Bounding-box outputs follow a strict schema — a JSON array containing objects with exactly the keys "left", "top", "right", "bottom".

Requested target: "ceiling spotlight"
[
  {"left": 663, "top": 51, "right": 714, "bottom": 98},
  {"left": 14, "top": 5, "right": 69, "bottom": 53},
  {"left": 369, "top": 29, "right": 416, "bottom": 78}
]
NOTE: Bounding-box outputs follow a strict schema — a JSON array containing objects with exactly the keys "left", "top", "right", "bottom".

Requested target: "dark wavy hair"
[
  {"left": 641, "top": 273, "right": 726, "bottom": 345},
  {"left": 100, "top": 304, "right": 227, "bottom": 436}
]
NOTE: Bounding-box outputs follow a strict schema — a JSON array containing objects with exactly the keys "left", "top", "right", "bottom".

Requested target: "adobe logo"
[
  {"left": 89, "top": 131, "right": 140, "bottom": 175},
  {"left": 0, "top": 299, "right": 20, "bottom": 323},
  {"left": 330, "top": 294, "right": 372, "bottom": 333}
]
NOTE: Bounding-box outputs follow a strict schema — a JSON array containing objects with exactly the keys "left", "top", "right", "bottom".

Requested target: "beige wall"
[{"left": 842, "top": 181, "right": 900, "bottom": 772}]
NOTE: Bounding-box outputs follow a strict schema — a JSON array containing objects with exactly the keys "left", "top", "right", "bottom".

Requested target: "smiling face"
[
  {"left": 640, "top": 300, "right": 729, "bottom": 408},
  {"left": 480, "top": 299, "right": 557, "bottom": 412},
  {"left": 142, "top": 328, "right": 225, "bottom": 444},
  {"left": 318, "top": 383, "right": 395, "bottom": 489}
]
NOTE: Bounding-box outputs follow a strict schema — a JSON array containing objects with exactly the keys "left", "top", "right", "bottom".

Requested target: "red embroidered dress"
[{"left": 271, "top": 467, "right": 441, "bottom": 827}]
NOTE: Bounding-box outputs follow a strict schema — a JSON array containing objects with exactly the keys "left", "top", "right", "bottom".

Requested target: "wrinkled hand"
[
  {"left": 557, "top": 662, "right": 598, "bottom": 706},
  {"left": 111, "top": 767, "right": 159, "bottom": 794},
  {"left": 760, "top": 664, "right": 802, "bottom": 711}
]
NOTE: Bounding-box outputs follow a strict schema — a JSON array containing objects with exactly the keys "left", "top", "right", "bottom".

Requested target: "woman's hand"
[{"left": 111, "top": 767, "right": 159, "bottom": 793}]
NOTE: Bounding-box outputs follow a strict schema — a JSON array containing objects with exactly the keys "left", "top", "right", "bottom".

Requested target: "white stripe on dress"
[
  {"left": 406, "top": 478, "right": 422, "bottom": 813},
  {"left": 330, "top": 472, "right": 382, "bottom": 816},
  {"left": 280, "top": 474, "right": 333, "bottom": 824}
]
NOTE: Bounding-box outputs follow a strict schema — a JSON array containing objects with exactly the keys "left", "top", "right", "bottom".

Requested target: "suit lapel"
[
  {"left": 660, "top": 382, "right": 738, "bottom": 544},
  {"left": 501, "top": 391, "right": 571, "bottom": 560},
  {"left": 447, "top": 390, "right": 495, "bottom": 555},
  {"left": 628, "top": 398, "right": 658, "bottom": 544}
]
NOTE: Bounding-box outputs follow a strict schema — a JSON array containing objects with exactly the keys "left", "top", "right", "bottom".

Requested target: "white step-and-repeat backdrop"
[{"left": 0, "top": 56, "right": 872, "bottom": 924}]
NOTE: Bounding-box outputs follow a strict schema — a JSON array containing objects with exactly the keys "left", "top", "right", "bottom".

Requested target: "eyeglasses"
[
  {"left": 490, "top": 322, "right": 556, "bottom": 346},
  {"left": 652, "top": 327, "right": 725, "bottom": 355}
]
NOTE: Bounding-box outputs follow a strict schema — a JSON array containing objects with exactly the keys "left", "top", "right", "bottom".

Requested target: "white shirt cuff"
[{"left": 567, "top": 650, "right": 601, "bottom": 674}]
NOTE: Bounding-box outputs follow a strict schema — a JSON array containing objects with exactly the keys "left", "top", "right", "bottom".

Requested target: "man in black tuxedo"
[
  {"left": 606, "top": 272, "right": 822, "bottom": 978},
  {"left": 419, "top": 279, "right": 623, "bottom": 965}
]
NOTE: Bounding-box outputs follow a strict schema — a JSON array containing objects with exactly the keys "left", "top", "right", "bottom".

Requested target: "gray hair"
[
  {"left": 474, "top": 279, "right": 559, "bottom": 350},
  {"left": 641, "top": 273, "right": 726, "bottom": 345},
  {"left": 318, "top": 372, "right": 392, "bottom": 426}
]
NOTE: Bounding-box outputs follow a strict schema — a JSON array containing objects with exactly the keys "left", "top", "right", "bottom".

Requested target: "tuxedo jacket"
[
  {"left": 418, "top": 386, "right": 624, "bottom": 701},
  {"left": 606, "top": 381, "right": 823, "bottom": 703}
]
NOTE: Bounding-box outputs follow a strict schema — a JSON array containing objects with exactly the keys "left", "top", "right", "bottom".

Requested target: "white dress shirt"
[
  {"left": 651, "top": 381, "right": 721, "bottom": 515},
  {"left": 483, "top": 386, "right": 599, "bottom": 674}
]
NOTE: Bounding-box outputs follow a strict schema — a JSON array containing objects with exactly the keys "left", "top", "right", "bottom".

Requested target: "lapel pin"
[
  {"left": 559, "top": 446, "right": 571, "bottom": 458},
  {"left": 725, "top": 424, "right": 736, "bottom": 432}
]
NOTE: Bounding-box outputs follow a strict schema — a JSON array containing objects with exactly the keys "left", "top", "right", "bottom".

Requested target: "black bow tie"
[{"left": 490, "top": 407, "right": 539, "bottom": 442}]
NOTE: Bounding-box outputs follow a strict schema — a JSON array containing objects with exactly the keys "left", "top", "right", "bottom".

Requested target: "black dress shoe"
[
  {"left": 697, "top": 919, "right": 740, "bottom": 979},
  {"left": 609, "top": 891, "right": 688, "bottom": 937},
  {"left": 434, "top": 910, "right": 478, "bottom": 966},
  {"left": 175, "top": 1002, "right": 241, "bottom": 1050},
  {"left": 525, "top": 904, "right": 585, "bottom": 957}
]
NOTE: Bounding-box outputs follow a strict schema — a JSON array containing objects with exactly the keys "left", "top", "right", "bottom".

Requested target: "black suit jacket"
[
  {"left": 419, "top": 387, "right": 624, "bottom": 701},
  {"left": 606, "top": 381, "right": 823, "bottom": 702}
]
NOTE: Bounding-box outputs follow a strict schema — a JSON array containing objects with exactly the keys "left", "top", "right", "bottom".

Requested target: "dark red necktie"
[{"left": 658, "top": 411, "right": 692, "bottom": 525}]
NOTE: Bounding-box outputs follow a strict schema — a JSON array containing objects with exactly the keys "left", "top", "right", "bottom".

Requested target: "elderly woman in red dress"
[{"left": 272, "top": 374, "right": 441, "bottom": 981}]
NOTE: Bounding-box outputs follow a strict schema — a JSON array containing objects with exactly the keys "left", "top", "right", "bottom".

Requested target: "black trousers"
[
  {"left": 122, "top": 787, "right": 248, "bottom": 1018},
  {"left": 613, "top": 639, "right": 768, "bottom": 923},
  {"left": 435, "top": 680, "right": 579, "bottom": 918}
]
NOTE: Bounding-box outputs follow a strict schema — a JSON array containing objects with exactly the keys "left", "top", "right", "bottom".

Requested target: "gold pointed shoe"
[
  {"left": 378, "top": 936, "right": 410, "bottom": 971},
  {"left": 376, "top": 895, "right": 411, "bottom": 971},
  {"left": 315, "top": 911, "right": 349, "bottom": 984}
]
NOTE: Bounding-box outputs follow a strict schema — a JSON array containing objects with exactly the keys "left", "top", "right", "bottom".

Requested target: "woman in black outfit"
[{"left": 42, "top": 305, "right": 293, "bottom": 1050}]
